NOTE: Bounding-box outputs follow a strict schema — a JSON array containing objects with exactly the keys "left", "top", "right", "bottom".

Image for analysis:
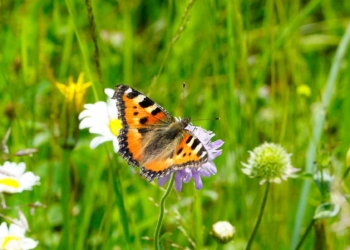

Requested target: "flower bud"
[{"left": 211, "top": 221, "right": 235, "bottom": 244}]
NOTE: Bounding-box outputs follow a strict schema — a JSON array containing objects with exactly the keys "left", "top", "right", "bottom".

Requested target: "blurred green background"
[{"left": 1, "top": 0, "right": 350, "bottom": 249}]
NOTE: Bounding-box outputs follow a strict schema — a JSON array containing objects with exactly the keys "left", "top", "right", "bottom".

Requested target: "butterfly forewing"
[{"left": 113, "top": 85, "right": 173, "bottom": 128}]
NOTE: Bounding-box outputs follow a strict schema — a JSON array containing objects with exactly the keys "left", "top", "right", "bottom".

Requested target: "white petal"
[
  {"left": 16, "top": 162, "right": 26, "bottom": 176},
  {"left": 79, "top": 118, "right": 96, "bottom": 129},
  {"left": 112, "top": 139, "right": 120, "bottom": 153},
  {"left": 21, "top": 238, "right": 39, "bottom": 249},
  {"left": 242, "top": 168, "right": 252, "bottom": 175},
  {"left": 0, "top": 222, "right": 9, "bottom": 236},
  {"left": 9, "top": 223, "right": 25, "bottom": 237},
  {"left": 19, "top": 172, "right": 40, "bottom": 190},
  {"left": 104, "top": 88, "right": 115, "bottom": 98},
  {"left": 89, "top": 125, "right": 113, "bottom": 136},
  {"left": 90, "top": 136, "right": 112, "bottom": 149}
]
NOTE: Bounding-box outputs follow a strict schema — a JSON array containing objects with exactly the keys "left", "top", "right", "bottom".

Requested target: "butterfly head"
[{"left": 179, "top": 117, "right": 191, "bottom": 128}]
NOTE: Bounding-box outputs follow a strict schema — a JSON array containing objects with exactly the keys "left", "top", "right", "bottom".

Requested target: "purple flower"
[{"left": 158, "top": 124, "right": 224, "bottom": 191}]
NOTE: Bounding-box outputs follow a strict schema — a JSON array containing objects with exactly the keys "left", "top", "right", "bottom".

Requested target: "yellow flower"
[
  {"left": 56, "top": 73, "right": 91, "bottom": 149},
  {"left": 56, "top": 73, "right": 91, "bottom": 112},
  {"left": 297, "top": 84, "right": 311, "bottom": 97}
]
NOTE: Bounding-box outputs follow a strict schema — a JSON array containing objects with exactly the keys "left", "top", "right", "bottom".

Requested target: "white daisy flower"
[
  {"left": 0, "top": 162, "right": 40, "bottom": 193},
  {"left": 79, "top": 88, "right": 122, "bottom": 153},
  {"left": 241, "top": 142, "right": 299, "bottom": 185},
  {"left": 0, "top": 221, "right": 38, "bottom": 249}
]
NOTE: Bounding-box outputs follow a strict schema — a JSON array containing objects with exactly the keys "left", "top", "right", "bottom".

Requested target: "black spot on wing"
[
  {"left": 191, "top": 138, "right": 200, "bottom": 150},
  {"left": 151, "top": 107, "right": 162, "bottom": 116},
  {"left": 140, "top": 117, "right": 148, "bottom": 124},
  {"left": 186, "top": 136, "right": 193, "bottom": 144},
  {"left": 127, "top": 91, "right": 138, "bottom": 99},
  {"left": 133, "top": 112, "right": 138, "bottom": 116},
  {"left": 197, "top": 146, "right": 204, "bottom": 157},
  {"left": 139, "top": 97, "right": 154, "bottom": 108},
  {"left": 177, "top": 148, "right": 183, "bottom": 155}
]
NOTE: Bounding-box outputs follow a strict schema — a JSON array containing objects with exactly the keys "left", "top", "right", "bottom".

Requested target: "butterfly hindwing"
[{"left": 140, "top": 131, "right": 208, "bottom": 181}]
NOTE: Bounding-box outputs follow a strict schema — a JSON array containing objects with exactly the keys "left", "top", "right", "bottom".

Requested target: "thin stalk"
[
  {"left": 246, "top": 182, "right": 270, "bottom": 250},
  {"left": 294, "top": 219, "right": 316, "bottom": 250},
  {"left": 154, "top": 173, "right": 175, "bottom": 250},
  {"left": 60, "top": 149, "right": 71, "bottom": 250}
]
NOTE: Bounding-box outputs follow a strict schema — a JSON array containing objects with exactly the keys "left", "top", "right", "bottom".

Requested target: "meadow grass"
[{"left": 0, "top": 0, "right": 350, "bottom": 249}]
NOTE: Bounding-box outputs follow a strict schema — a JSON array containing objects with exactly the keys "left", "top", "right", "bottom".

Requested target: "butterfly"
[{"left": 112, "top": 84, "right": 209, "bottom": 182}]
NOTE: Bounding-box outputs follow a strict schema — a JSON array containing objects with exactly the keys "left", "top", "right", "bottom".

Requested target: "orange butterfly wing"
[
  {"left": 113, "top": 85, "right": 208, "bottom": 182},
  {"left": 113, "top": 85, "right": 173, "bottom": 168},
  {"left": 141, "top": 132, "right": 208, "bottom": 181}
]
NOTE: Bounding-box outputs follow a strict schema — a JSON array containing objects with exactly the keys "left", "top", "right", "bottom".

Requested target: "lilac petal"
[
  {"left": 202, "top": 162, "right": 217, "bottom": 174},
  {"left": 192, "top": 171, "right": 203, "bottom": 190},
  {"left": 209, "top": 151, "right": 222, "bottom": 161},
  {"left": 175, "top": 171, "right": 183, "bottom": 191},
  {"left": 158, "top": 175, "right": 170, "bottom": 187},
  {"left": 198, "top": 168, "right": 211, "bottom": 177},
  {"left": 183, "top": 169, "right": 193, "bottom": 183},
  {"left": 208, "top": 140, "right": 224, "bottom": 150}
]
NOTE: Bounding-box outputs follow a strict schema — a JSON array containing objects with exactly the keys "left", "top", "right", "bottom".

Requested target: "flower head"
[
  {"left": 56, "top": 73, "right": 91, "bottom": 149},
  {"left": 242, "top": 142, "right": 299, "bottom": 185},
  {"left": 79, "top": 88, "right": 122, "bottom": 153},
  {"left": 0, "top": 162, "right": 40, "bottom": 193},
  {"left": 158, "top": 124, "right": 224, "bottom": 191},
  {"left": 56, "top": 73, "right": 91, "bottom": 112},
  {"left": 0, "top": 221, "right": 38, "bottom": 250},
  {"left": 211, "top": 221, "right": 235, "bottom": 244}
]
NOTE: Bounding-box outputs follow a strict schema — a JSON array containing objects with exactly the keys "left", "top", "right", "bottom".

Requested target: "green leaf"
[
  {"left": 313, "top": 202, "right": 340, "bottom": 219},
  {"left": 159, "top": 232, "right": 172, "bottom": 242}
]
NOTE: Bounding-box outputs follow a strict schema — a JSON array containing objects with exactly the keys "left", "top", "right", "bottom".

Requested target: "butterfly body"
[{"left": 113, "top": 85, "right": 208, "bottom": 182}]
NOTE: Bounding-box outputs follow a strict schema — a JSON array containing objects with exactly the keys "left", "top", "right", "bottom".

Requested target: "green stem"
[
  {"left": 294, "top": 219, "right": 316, "bottom": 250},
  {"left": 60, "top": 149, "right": 71, "bottom": 250},
  {"left": 154, "top": 173, "right": 175, "bottom": 250},
  {"left": 246, "top": 182, "right": 270, "bottom": 250}
]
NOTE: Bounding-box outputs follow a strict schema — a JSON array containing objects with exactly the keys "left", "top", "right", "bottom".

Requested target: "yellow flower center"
[
  {"left": 0, "top": 178, "right": 20, "bottom": 188},
  {"left": 2, "top": 236, "right": 20, "bottom": 248},
  {"left": 109, "top": 119, "right": 122, "bottom": 136}
]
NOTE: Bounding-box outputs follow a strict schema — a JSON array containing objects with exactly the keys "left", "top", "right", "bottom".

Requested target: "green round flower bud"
[
  {"left": 242, "top": 142, "right": 299, "bottom": 184},
  {"left": 211, "top": 221, "right": 235, "bottom": 244}
]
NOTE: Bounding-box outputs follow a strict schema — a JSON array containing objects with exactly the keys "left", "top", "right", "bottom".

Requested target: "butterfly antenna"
[
  {"left": 192, "top": 117, "right": 221, "bottom": 122},
  {"left": 182, "top": 82, "right": 186, "bottom": 117}
]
